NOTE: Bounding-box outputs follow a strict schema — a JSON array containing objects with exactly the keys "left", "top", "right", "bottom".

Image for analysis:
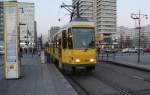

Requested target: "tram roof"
[
  {"left": 51, "top": 18, "right": 95, "bottom": 38},
  {"left": 61, "top": 18, "right": 95, "bottom": 29}
]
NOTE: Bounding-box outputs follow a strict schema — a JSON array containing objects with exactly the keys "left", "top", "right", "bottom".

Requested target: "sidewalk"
[
  {"left": 0, "top": 54, "right": 78, "bottom": 95},
  {"left": 98, "top": 53, "right": 150, "bottom": 72}
]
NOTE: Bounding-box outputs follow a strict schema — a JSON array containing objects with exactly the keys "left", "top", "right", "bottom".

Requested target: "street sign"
[{"left": 4, "top": 2, "right": 20, "bottom": 79}]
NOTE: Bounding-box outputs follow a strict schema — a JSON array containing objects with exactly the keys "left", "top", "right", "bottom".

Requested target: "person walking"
[
  {"left": 97, "top": 47, "right": 100, "bottom": 57},
  {"left": 20, "top": 47, "right": 23, "bottom": 58},
  {"left": 32, "top": 48, "right": 35, "bottom": 57},
  {"left": 25, "top": 48, "right": 27, "bottom": 54}
]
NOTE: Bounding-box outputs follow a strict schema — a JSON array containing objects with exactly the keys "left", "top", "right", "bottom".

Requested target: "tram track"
[
  {"left": 67, "top": 75, "right": 91, "bottom": 95},
  {"left": 64, "top": 71, "right": 132, "bottom": 95},
  {"left": 62, "top": 62, "right": 150, "bottom": 95},
  {"left": 91, "top": 74, "right": 133, "bottom": 95},
  {"left": 64, "top": 69, "right": 150, "bottom": 95}
]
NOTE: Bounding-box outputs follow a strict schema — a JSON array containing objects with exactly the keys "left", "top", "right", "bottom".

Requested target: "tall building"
[
  {"left": 96, "top": 0, "right": 117, "bottom": 46},
  {"left": 19, "top": 2, "right": 35, "bottom": 47},
  {"left": 134, "top": 25, "right": 150, "bottom": 48},
  {"left": 0, "top": 1, "right": 35, "bottom": 47},
  {"left": 116, "top": 26, "right": 134, "bottom": 48},
  {"left": 0, "top": 2, "right": 4, "bottom": 46},
  {"left": 48, "top": 26, "right": 60, "bottom": 38},
  {"left": 113, "top": 25, "right": 150, "bottom": 48},
  {"left": 72, "top": 0, "right": 95, "bottom": 21}
]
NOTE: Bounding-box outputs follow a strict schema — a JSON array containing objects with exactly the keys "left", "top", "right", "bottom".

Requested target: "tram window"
[
  {"left": 62, "top": 30, "right": 67, "bottom": 49},
  {"left": 68, "top": 28, "right": 73, "bottom": 49},
  {"left": 54, "top": 36, "right": 57, "bottom": 48},
  {"left": 72, "top": 28, "right": 95, "bottom": 48},
  {"left": 52, "top": 39, "right": 54, "bottom": 47},
  {"left": 58, "top": 38, "right": 61, "bottom": 48}
]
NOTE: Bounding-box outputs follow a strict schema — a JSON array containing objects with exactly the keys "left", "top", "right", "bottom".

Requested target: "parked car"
[
  {"left": 122, "top": 48, "right": 137, "bottom": 53},
  {"left": 0, "top": 46, "right": 4, "bottom": 55},
  {"left": 144, "top": 48, "right": 150, "bottom": 52}
]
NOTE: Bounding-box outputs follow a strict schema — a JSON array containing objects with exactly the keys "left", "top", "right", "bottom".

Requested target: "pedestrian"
[
  {"left": 38, "top": 49, "right": 41, "bottom": 56},
  {"left": 97, "top": 47, "right": 100, "bottom": 57},
  {"left": 32, "top": 48, "right": 35, "bottom": 57},
  {"left": 20, "top": 47, "right": 23, "bottom": 58},
  {"left": 25, "top": 48, "right": 27, "bottom": 54}
]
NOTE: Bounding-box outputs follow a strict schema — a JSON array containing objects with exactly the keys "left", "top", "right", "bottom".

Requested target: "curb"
[
  {"left": 103, "top": 60, "right": 150, "bottom": 72},
  {"left": 50, "top": 64, "right": 79, "bottom": 95}
]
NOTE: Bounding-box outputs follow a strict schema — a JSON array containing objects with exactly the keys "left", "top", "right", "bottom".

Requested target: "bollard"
[{"left": 41, "top": 51, "right": 45, "bottom": 64}]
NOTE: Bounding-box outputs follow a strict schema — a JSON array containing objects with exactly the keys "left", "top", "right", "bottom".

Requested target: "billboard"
[{"left": 4, "top": 2, "right": 19, "bottom": 79}]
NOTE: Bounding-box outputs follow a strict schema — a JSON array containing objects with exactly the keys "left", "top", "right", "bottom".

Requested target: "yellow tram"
[{"left": 48, "top": 18, "right": 96, "bottom": 71}]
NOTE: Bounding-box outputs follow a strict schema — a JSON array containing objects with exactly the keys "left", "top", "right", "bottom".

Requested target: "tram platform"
[
  {"left": 0, "top": 54, "right": 78, "bottom": 95},
  {"left": 98, "top": 53, "right": 150, "bottom": 72}
]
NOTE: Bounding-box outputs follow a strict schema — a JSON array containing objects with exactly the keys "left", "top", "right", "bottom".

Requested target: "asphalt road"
[{"left": 66, "top": 63, "right": 150, "bottom": 95}]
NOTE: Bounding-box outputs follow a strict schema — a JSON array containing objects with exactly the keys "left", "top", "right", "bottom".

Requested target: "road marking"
[{"left": 133, "top": 75, "right": 145, "bottom": 80}]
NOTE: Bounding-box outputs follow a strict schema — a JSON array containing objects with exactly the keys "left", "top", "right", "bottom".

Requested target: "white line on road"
[{"left": 132, "top": 75, "right": 145, "bottom": 80}]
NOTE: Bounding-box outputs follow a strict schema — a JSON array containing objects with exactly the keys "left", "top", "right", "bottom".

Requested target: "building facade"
[
  {"left": 48, "top": 26, "right": 60, "bottom": 39},
  {"left": 134, "top": 25, "right": 150, "bottom": 48},
  {"left": 96, "top": 0, "right": 117, "bottom": 47},
  {"left": 72, "top": 0, "right": 95, "bottom": 21},
  {"left": 116, "top": 26, "right": 134, "bottom": 48},
  {"left": 0, "top": 2, "right": 4, "bottom": 46},
  {"left": 113, "top": 25, "right": 150, "bottom": 48},
  {"left": 19, "top": 2, "right": 35, "bottom": 47}
]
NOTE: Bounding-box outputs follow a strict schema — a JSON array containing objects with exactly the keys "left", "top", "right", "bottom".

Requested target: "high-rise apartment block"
[
  {"left": 0, "top": 2, "right": 4, "bottom": 45},
  {"left": 134, "top": 25, "right": 150, "bottom": 48},
  {"left": 72, "top": 0, "right": 95, "bottom": 21},
  {"left": 19, "top": 2, "right": 35, "bottom": 46},
  {"left": 72, "top": 0, "right": 117, "bottom": 47},
  {"left": 116, "top": 26, "right": 134, "bottom": 48},
  {"left": 0, "top": 1, "right": 35, "bottom": 47},
  {"left": 96, "top": 0, "right": 117, "bottom": 46},
  {"left": 96, "top": 0, "right": 116, "bottom": 34}
]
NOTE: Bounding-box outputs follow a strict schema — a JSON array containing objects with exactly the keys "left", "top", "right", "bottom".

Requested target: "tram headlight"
[
  {"left": 90, "top": 59, "right": 94, "bottom": 62},
  {"left": 75, "top": 59, "right": 80, "bottom": 62}
]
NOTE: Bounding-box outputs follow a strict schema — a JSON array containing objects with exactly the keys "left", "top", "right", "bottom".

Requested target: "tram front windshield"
[{"left": 73, "top": 28, "right": 95, "bottom": 49}]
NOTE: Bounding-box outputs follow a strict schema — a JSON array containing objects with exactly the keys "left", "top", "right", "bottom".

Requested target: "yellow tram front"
[{"left": 61, "top": 25, "right": 96, "bottom": 71}]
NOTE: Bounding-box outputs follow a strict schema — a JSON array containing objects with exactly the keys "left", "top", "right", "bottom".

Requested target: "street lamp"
[{"left": 131, "top": 10, "right": 148, "bottom": 63}]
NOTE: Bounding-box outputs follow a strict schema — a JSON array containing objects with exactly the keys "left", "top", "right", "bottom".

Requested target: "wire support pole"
[{"left": 131, "top": 10, "right": 148, "bottom": 63}]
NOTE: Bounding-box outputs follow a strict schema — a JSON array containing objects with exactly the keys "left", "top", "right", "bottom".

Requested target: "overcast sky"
[{"left": 18, "top": 0, "right": 150, "bottom": 36}]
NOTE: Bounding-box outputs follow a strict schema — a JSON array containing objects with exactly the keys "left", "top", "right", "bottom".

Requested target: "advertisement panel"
[{"left": 4, "top": 2, "right": 19, "bottom": 79}]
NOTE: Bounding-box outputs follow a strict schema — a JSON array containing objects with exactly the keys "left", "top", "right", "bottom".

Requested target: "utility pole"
[
  {"left": 131, "top": 10, "right": 148, "bottom": 63},
  {"left": 60, "top": 2, "right": 73, "bottom": 21},
  {"left": 60, "top": 1, "right": 80, "bottom": 21}
]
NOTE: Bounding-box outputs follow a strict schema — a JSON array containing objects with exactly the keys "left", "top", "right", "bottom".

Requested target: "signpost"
[{"left": 4, "top": 2, "right": 20, "bottom": 79}]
